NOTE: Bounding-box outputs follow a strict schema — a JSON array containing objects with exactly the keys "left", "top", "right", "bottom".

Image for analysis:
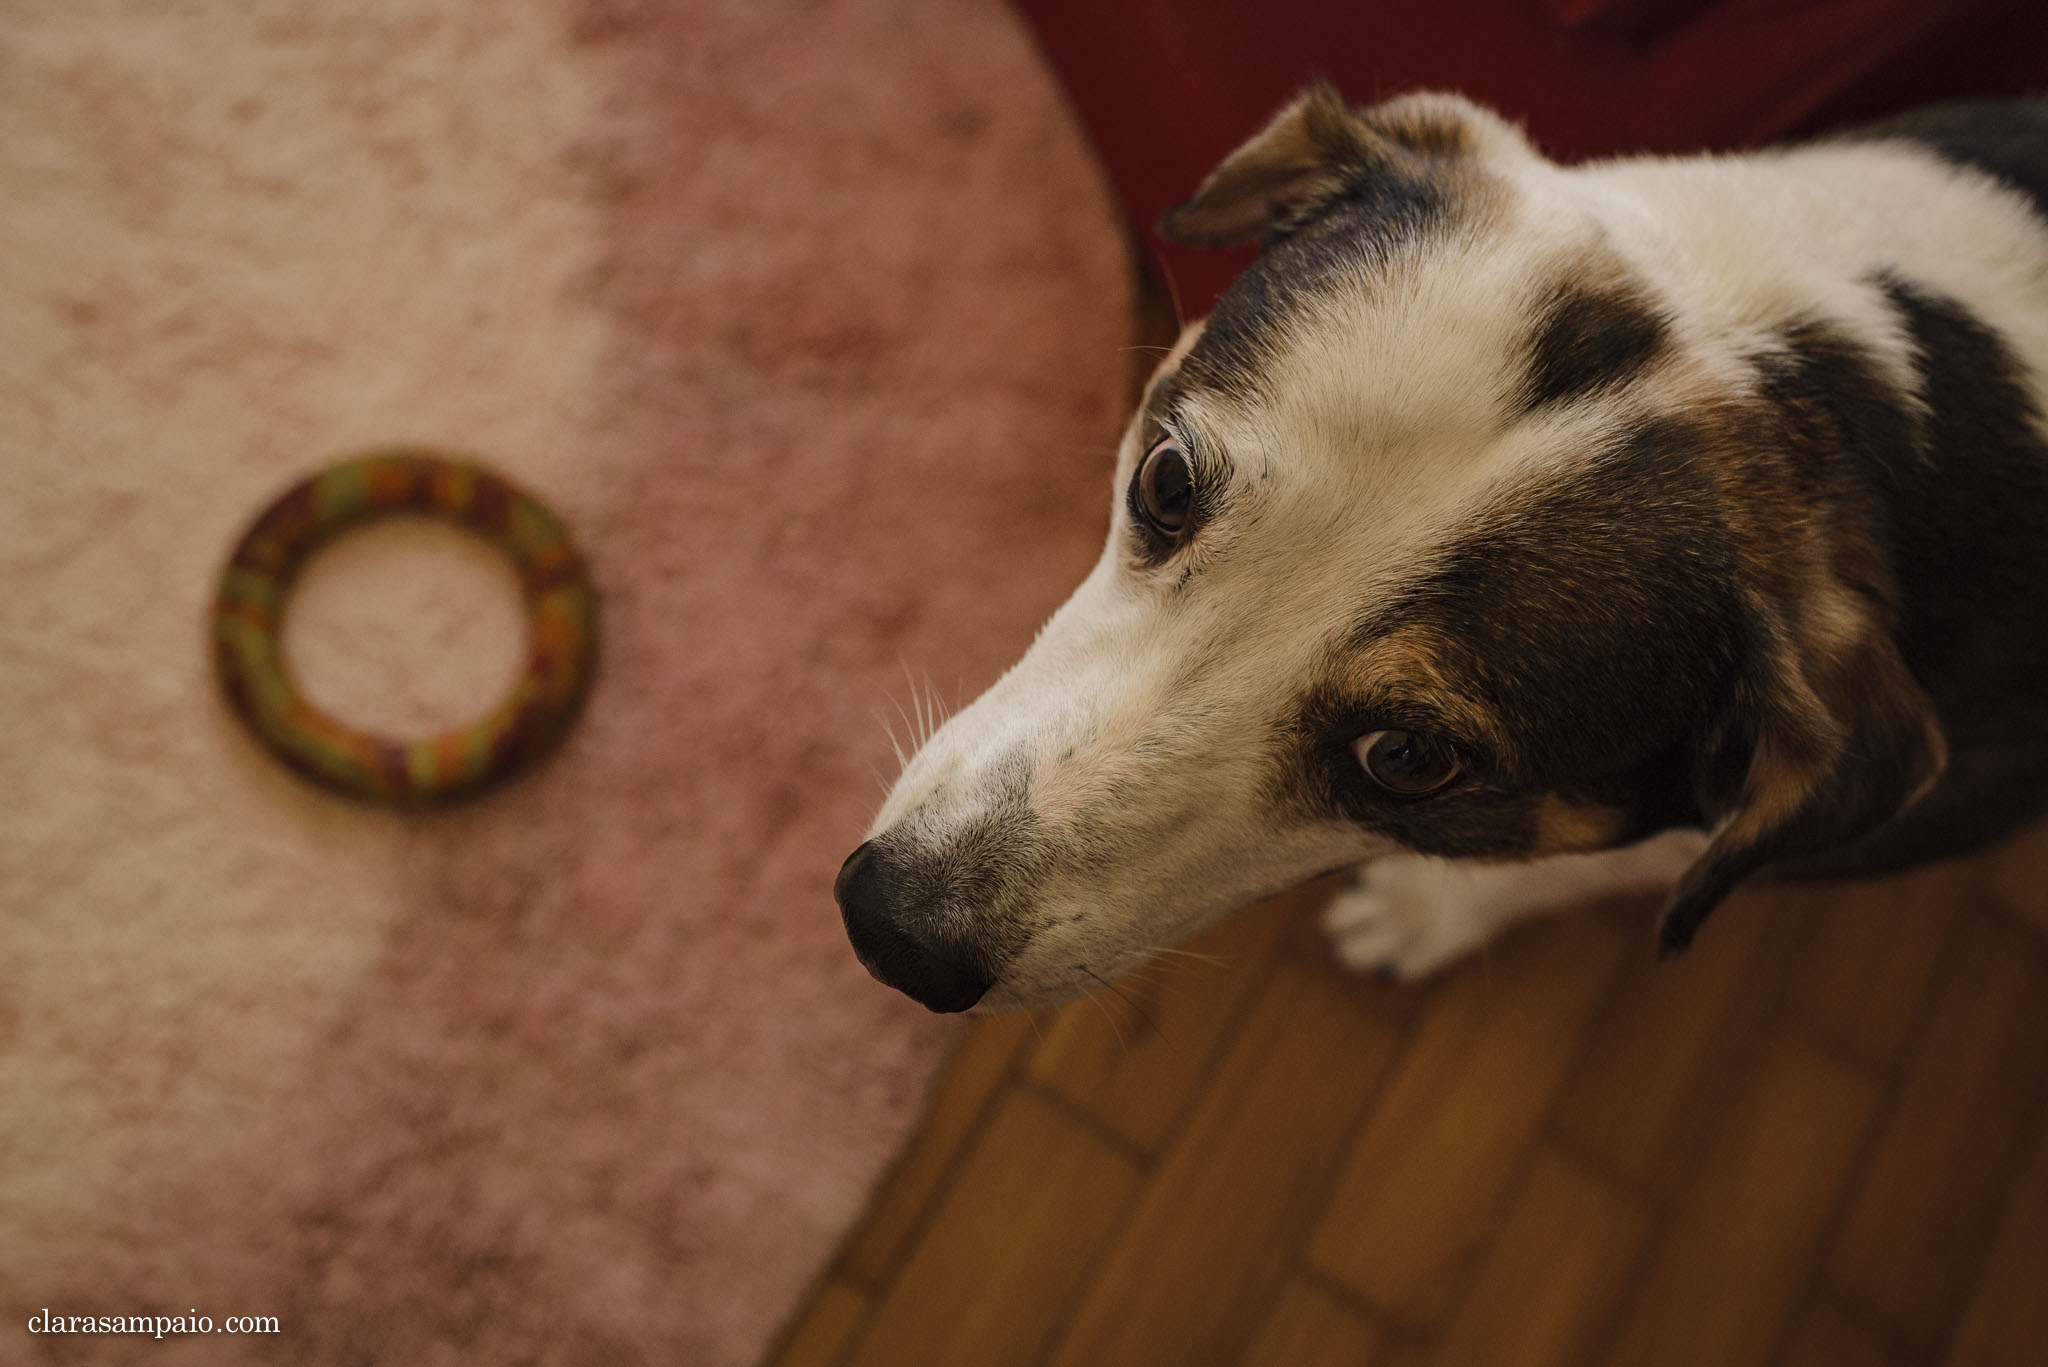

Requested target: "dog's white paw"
[{"left": 1322, "top": 856, "right": 1503, "bottom": 980}]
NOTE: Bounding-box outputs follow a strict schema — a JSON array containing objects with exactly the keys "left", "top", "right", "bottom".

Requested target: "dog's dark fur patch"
[
  {"left": 1518, "top": 279, "right": 1671, "bottom": 414},
  {"left": 1843, "top": 98, "right": 2048, "bottom": 224},
  {"left": 1287, "top": 266, "right": 2048, "bottom": 907},
  {"left": 1751, "top": 314, "right": 1922, "bottom": 497},
  {"left": 1245, "top": 105, "right": 2048, "bottom": 947},
  {"left": 1743, "top": 309, "right": 1923, "bottom": 651},
  {"left": 1283, "top": 415, "right": 1753, "bottom": 860},
  {"left": 1775, "top": 273, "right": 2048, "bottom": 875},
  {"left": 1654, "top": 270, "right": 2048, "bottom": 951},
  {"left": 1285, "top": 679, "right": 1545, "bottom": 858},
  {"left": 1297, "top": 258, "right": 2048, "bottom": 925},
  {"left": 1177, "top": 172, "right": 1453, "bottom": 403}
]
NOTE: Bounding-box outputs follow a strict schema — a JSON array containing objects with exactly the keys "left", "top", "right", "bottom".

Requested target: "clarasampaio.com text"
[{"left": 29, "top": 1310, "right": 280, "bottom": 1338}]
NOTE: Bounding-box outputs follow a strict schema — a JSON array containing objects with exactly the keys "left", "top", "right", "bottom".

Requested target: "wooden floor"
[{"left": 768, "top": 823, "right": 2048, "bottom": 1367}]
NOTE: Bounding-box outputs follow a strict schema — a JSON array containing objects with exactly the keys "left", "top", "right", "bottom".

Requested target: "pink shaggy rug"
[{"left": 0, "top": 2, "right": 1128, "bottom": 1363}]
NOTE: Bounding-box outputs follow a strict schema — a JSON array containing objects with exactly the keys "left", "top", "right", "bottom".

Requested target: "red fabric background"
[{"left": 1016, "top": 0, "right": 2048, "bottom": 312}]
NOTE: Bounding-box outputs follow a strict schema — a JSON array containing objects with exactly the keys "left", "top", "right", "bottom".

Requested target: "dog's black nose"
[{"left": 835, "top": 840, "right": 991, "bottom": 1013}]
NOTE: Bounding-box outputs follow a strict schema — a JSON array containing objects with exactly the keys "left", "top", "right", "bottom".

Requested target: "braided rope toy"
[{"left": 213, "top": 449, "right": 598, "bottom": 804}]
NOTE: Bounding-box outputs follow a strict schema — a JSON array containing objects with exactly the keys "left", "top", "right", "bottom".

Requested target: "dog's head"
[{"left": 839, "top": 86, "right": 1944, "bottom": 1012}]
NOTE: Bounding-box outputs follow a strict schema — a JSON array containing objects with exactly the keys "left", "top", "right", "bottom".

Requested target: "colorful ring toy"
[{"left": 212, "top": 449, "right": 599, "bottom": 804}]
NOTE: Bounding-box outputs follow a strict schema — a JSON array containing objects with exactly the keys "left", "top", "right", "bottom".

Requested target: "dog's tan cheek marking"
[{"left": 1530, "top": 794, "right": 1629, "bottom": 854}]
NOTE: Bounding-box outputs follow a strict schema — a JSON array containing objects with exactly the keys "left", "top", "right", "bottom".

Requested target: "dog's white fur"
[
  {"left": 1323, "top": 829, "right": 1710, "bottom": 978},
  {"left": 869, "top": 97, "right": 2048, "bottom": 1009}
]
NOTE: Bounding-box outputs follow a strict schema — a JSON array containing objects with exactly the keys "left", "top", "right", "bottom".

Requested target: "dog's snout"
[{"left": 834, "top": 841, "right": 991, "bottom": 1013}]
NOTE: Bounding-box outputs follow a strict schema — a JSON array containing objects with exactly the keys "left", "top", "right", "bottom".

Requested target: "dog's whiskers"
[
  {"left": 893, "top": 661, "right": 956, "bottom": 750},
  {"left": 918, "top": 669, "right": 953, "bottom": 747},
  {"left": 1071, "top": 970, "right": 1129, "bottom": 1052},
  {"left": 1159, "top": 261, "right": 1186, "bottom": 328},
  {"left": 891, "top": 662, "right": 926, "bottom": 751},
  {"left": 870, "top": 705, "right": 911, "bottom": 776},
  {"left": 1077, "top": 963, "right": 1163, "bottom": 1048},
  {"left": 1112, "top": 956, "right": 1174, "bottom": 986},
  {"left": 1139, "top": 944, "right": 1232, "bottom": 967},
  {"left": 905, "top": 661, "right": 929, "bottom": 747},
  {"left": 865, "top": 760, "right": 894, "bottom": 798}
]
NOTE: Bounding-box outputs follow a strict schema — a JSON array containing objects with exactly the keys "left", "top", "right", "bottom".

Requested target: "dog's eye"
[
  {"left": 1355, "top": 729, "right": 1461, "bottom": 796},
  {"left": 1134, "top": 439, "right": 1193, "bottom": 540}
]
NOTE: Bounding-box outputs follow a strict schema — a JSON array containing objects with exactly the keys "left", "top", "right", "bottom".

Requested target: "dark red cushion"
[{"left": 1016, "top": 0, "right": 2048, "bottom": 311}]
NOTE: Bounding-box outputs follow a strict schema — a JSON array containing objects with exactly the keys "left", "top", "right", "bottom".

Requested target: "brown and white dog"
[{"left": 836, "top": 87, "right": 2048, "bottom": 1012}]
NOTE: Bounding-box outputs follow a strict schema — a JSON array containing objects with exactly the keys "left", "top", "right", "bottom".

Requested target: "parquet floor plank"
[
  {"left": 1778, "top": 1299, "right": 1915, "bottom": 1367},
  {"left": 840, "top": 1088, "right": 1143, "bottom": 1367},
  {"left": 837, "top": 1009, "right": 1039, "bottom": 1285},
  {"left": 1783, "top": 864, "right": 1971, "bottom": 1070},
  {"left": 1235, "top": 1280, "right": 1392, "bottom": 1367},
  {"left": 1941, "top": 1117, "right": 2048, "bottom": 1367},
  {"left": 1046, "top": 959, "right": 1403, "bottom": 1367},
  {"left": 1598, "top": 1029, "right": 1882, "bottom": 1367},
  {"left": 1427, "top": 1144, "right": 1653, "bottom": 1367},
  {"left": 1551, "top": 888, "right": 1798, "bottom": 1195},
  {"left": 1825, "top": 917, "right": 2048, "bottom": 1349},
  {"left": 772, "top": 832, "right": 2048, "bottom": 1367},
  {"left": 1307, "top": 913, "right": 1628, "bottom": 1327},
  {"left": 1026, "top": 891, "right": 1298, "bottom": 1155},
  {"left": 761, "top": 1278, "right": 868, "bottom": 1367}
]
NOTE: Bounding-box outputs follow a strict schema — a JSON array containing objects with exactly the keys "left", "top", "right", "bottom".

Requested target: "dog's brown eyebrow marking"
[
  {"left": 1334, "top": 627, "right": 1512, "bottom": 756},
  {"left": 1519, "top": 278, "right": 1671, "bottom": 414}
]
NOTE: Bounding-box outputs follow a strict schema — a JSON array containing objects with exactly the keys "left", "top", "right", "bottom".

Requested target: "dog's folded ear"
[
  {"left": 1158, "top": 84, "right": 1538, "bottom": 249},
  {"left": 1157, "top": 83, "right": 1376, "bottom": 249},
  {"left": 1658, "top": 618, "right": 1947, "bottom": 955}
]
